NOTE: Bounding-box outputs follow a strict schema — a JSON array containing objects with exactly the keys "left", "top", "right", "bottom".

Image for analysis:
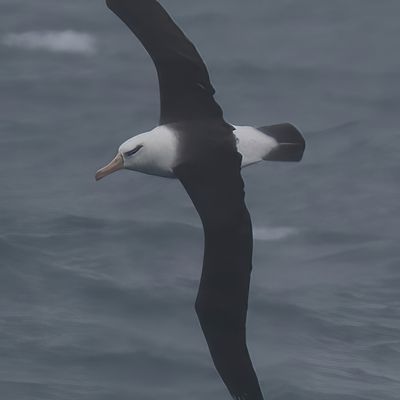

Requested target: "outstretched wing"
[
  {"left": 174, "top": 148, "right": 264, "bottom": 400},
  {"left": 106, "top": 0, "right": 224, "bottom": 125}
]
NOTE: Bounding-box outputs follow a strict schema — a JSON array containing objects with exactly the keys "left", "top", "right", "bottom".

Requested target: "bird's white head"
[
  {"left": 95, "top": 135, "right": 145, "bottom": 181},
  {"left": 95, "top": 126, "right": 177, "bottom": 180}
]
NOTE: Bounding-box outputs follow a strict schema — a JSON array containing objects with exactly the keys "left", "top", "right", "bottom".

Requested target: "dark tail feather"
[{"left": 258, "top": 123, "right": 305, "bottom": 162}]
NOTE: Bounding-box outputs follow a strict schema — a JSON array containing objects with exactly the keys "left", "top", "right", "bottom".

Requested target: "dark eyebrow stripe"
[{"left": 124, "top": 144, "right": 143, "bottom": 157}]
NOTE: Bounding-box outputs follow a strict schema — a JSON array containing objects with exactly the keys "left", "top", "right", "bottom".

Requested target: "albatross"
[{"left": 96, "top": 1, "right": 305, "bottom": 399}]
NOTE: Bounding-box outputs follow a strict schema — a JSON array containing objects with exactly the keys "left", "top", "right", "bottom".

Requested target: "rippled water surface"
[{"left": 1, "top": 1, "right": 399, "bottom": 399}]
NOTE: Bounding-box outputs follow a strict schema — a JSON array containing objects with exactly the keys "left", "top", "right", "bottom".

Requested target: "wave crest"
[{"left": 2, "top": 30, "right": 96, "bottom": 54}]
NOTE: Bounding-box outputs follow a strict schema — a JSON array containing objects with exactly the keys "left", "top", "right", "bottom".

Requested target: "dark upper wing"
[
  {"left": 174, "top": 149, "right": 264, "bottom": 400},
  {"left": 106, "top": 0, "right": 224, "bottom": 125}
]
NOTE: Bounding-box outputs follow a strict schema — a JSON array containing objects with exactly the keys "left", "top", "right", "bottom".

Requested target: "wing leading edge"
[{"left": 106, "top": 0, "right": 224, "bottom": 124}]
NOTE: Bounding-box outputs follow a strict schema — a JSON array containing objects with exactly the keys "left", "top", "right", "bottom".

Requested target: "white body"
[
  {"left": 119, "top": 124, "right": 279, "bottom": 178},
  {"left": 233, "top": 125, "right": 278, "bottom": 167}
]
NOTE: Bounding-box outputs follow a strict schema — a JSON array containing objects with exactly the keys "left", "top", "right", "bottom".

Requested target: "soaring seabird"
[{"left": 96, "top": 1, "right": 305, "bottom": 399}]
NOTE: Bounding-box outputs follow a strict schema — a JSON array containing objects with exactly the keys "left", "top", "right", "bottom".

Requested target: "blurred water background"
[{"left": 1, "top": 0, "right": 399, "bottom": 399}]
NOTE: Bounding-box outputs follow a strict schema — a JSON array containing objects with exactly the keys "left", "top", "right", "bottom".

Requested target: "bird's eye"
[{"left": 124, "top": 145, "right": 143, "bottom": 157}]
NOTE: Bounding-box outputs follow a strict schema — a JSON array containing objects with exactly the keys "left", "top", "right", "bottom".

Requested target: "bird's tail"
[{"left": 258, "top": 123, "right": 305, "bottom": 162}]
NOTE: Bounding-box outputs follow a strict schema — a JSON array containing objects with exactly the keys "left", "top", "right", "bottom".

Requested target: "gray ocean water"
[{"left": 1, "top": 1, "right": 399, "bottom": 399}]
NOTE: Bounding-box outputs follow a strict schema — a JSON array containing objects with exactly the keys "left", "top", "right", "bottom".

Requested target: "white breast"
[{"left": 233, "top": 125, "right": 278, "bottom": 168}]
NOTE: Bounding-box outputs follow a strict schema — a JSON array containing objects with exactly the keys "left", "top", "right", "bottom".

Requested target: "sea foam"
[{"left": 2, "top": 31, "right": 96, "bottom": 55}]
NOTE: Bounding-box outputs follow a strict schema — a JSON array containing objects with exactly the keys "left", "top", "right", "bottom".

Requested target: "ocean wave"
[
  {"left": 253, "top": 226, "right": 297, "bottom": 241},
  {"left": 2, "top": 31, "right": 96, "bottom": 54}
]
